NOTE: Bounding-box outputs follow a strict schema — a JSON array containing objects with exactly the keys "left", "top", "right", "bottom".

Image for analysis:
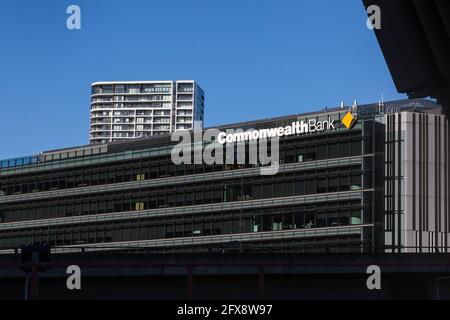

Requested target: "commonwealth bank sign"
[{"left": 218, "top": 112, "right": 356, "bottom": 145}]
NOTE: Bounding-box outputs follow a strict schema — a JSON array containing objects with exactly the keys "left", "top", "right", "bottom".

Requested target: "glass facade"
[{"left": 0, "top": 105, "right": 388, "bottom": 254}]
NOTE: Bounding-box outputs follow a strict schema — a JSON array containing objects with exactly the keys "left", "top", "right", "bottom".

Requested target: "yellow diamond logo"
[{"left": 342, "top": 111, "right": 355, "bottom": 129}]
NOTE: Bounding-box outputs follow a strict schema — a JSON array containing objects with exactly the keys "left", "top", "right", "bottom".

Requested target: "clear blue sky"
[{"left": 0, "top": 0, "right": 405, "bottom": 159}]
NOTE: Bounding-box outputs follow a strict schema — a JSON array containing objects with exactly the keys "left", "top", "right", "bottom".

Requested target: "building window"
[
  {"left": 135, "top": 174, "right": 145, "bottom": 181},
  {"left": 316, "top": 212, "right": 327, "bottom": 228},
  {"left": 135, "top": 202, "right": 144, "bottom": 211},
  {"left": 328, "top": 176, "right": 339, "bottom": 192},
  {"left": 317, "top": 177, "right": 327, "bottom": 193},
  {"left": 305, "top": 178, "right": 316, "bottom": 194},
  {"left": 351, "top": 140, "right": 362, "bottom": 156},
  {"left": 350, "top": 174, "right": 362, "bottom": 190},
  {"left": 115, "top": 85, "right": 125, "bottom": 93},
  {"left": 317, "top": 144, "right": 327, "bottom": 160},
  {"left": 339, "top": 141, "right": 350, "bottom": 157},
  {"left": 351, "top": 209, "right": 362, "bottom": 225},
  {"left": 329, "top": 142, "right": 338, "bottom": 158},
  {"left": 339, "top": 175, "right": 350, "bottom": 191},
  {"left": 328, "top": 211, "right": 339, "bottom": 227},
  {"left": 127, "top": 85, "right": 140, "bottom": 94},
  {"left": 295, "top": 179, "right": 305, "bottom": 195}
]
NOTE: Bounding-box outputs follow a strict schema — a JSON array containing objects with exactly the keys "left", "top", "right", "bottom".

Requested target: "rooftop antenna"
[
  {"left": 379, "top": 92, "right": 385, "bottom": 113},
  {"left": 352, "top": 99, "right": 358, "bottom": 114}
]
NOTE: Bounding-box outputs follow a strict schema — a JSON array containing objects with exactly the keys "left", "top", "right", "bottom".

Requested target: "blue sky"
[{"left": 0, "top": 0, "right": 404, "bottom": 159}]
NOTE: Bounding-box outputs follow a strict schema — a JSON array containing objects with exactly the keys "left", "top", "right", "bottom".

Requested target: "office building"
[
  {"left": 0, "top": 99, "right": 447, "bottom": 254},
  {"left": 90, "top": 80, "right": 205, "bottom": 144}
]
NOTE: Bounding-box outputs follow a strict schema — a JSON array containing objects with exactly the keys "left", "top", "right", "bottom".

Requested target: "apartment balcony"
[
  {"left": 90, "top": 124, "right": 110, "bottom": 129},
  {"left": 177, "top": 88, "right": 193, "bottom": 93},
  {"left": 176, "top": 125, "right": 192, "bottom": 130},
  {"left": 178, "top": 102, "right": 193, "bottom": 106},
  {"left": 91, "top": 120, "right": 111, "bottom": 125},
  {"left": 112, "top": 119, "right": 134, "bottom": 124},
  {"left": 136, "top": 120, "right": 153, "bottom": 124},
  {"left": 153, "top": 112, "right": 170, "bottom": 116},
  {"left": 153, "top": 130, "right": 171, "bottom": 135},
  {"left": 112, "top": 111, "right": 134, "bottom": 116},
  {"left": 177, "top": 95, "right": 193, "bottom": 101},
  {"left": 153, "top": 122, "right": 170, "bottom": 126},
  {"left": 90, "top": 127, "right": 110, "bottom": 132},
  {"left": 141, "top": 88, "right": 171, "bottom": 93},
  {"left": 177, "top": 111, "right": 192, "bottom": 116},
  {"left": 112, "top": 122, "right": 135, "bottom": 127},
  {"left": 136, "top": 125, "right": 152, "bottom": 130},
  {"left": 153, "top": 115, "right": 170, "bottom": 119},
  {"left": 90, "top": 108, "right": 113, "bottom": 113},
  {"left": 123, "top": 96, "right": 171, "bottom": 102},
  {"left": 112, "top": 133, "right": 135, "bottom": 138},
  {"left": 91, "top": 114, "right": 111, "bottom": 123},
  {"left": 90, "top": 134, "right": 111, "bottom": 139},
  {"left": 95, "top": 101, "right": 119, "bottom": 107},
  {"left": 176, "top": 119, "right": 193, "bottom": 124},
  {"left": 91, "top": 97, "right": 113, "bottom": 102}
]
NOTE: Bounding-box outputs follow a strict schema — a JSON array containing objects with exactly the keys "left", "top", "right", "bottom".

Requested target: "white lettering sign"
[{"left": 217, "top": 117, "right": 336, "bottom": 145}]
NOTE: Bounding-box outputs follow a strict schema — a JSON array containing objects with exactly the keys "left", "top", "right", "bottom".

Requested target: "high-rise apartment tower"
[{"left": 90, "top": 80, "right": 205, "bottom": 144}]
